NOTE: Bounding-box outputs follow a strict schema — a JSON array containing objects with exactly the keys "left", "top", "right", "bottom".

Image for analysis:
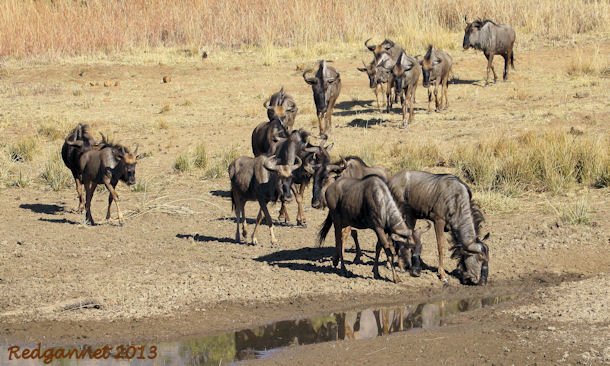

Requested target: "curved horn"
[
  {"left": 302, "top": 68, "right": 317, "bottom": 84},
  {"left": 466, "top": 242, "right": 484, "bottom": 254},
  {"left": 263, "top": 99, "right": 270, "bottom": 109},
  {"left": 133, "top": 143, "right": 139, "bottom": 155},
  {"left": 364, "top": 38, "right": 376, "bottom": 52},
  {"left": 263, "top": 155, "right": 278, "bottom": 171},
  {"left": 292, "top": 155, "right": 302, "bottom": 169}
]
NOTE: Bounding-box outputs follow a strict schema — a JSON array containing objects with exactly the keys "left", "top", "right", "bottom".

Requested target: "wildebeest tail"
[
  {"left": 318, "top": 213, "right": 333, "bottom": 247},
  {"left": 510, "top": 52, "right": 515, "bottom": 70},
  {"left": 228, "top": 163, "right": 236, "bottom": 213}
]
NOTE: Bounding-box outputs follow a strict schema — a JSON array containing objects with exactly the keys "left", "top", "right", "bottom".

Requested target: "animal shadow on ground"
[
  {"left": 335, "top": 100, "right": 374, "bottom": 110},
  {"left": 176, "top": 233, "right": 247, "bottom": 245},
  {"left": 255, "top": 246, "right": 367, "bottom": 279},
  {"left": 38, "top": 217, "right": 80, "bottom": 225},
  {"left": 449, "top": 78, "right": 482, "bottom": 86},
  {"left": 347, "top": 118, "right": 385, "bottom": 128},
  {"left": 19, "top": 203, "right": 64, "bottom": 215},
  {"left": 216, "top": 216, "right": 258, "bottom": 225},
  {"left": 210, "top": 190, "right": 231, "bottom": 198}
]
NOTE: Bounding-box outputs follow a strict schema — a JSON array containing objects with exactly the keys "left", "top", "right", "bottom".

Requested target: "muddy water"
[{"left": 2, "top": 295, "right": 511, "bottom": 365}]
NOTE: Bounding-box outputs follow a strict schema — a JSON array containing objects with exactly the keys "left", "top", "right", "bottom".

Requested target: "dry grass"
[
  {"left": 452, "top": 131, "right": 610, "bottom": 194},
  {"left": 550, "top": 198, "right": 592, "bottom": 226},
  {"left": 8, "top": 137, "right": 38, "bottom": 162},
  {"left": 1, "top": 0, "right": 608, "bottom": 60},
  {"left": 567, "top": 47, "right": 609, "bottom": 77},
  {"left": 173, "top": 153, "right": 192, "bottom": 173},
  {"left": 40, "top": 151, "right": 71, "bottom": 191},
  {"left": 193, "top": 144, "right": 208, "bottom": 170},
  {"left": 204, "top": 147, "right": 240, "bottom": 180}
]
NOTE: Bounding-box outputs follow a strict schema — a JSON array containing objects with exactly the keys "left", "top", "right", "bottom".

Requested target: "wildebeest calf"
[
  {"left": 76, "top": 142, "right": 139, "bottom": 225},
  {"left": 318, "top": 175, "right": 414, "bottom": 283},
  {"left": 389, "top": 170, "right": 490, "bottom": 285}
]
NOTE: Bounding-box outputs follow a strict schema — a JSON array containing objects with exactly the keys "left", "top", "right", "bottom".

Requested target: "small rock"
[
  {"left": 103, "top": 80, "right": 113, "bottom": 87},
  {"left": 114, "top": 80, "right": 120, "bottom": 87},
  {"left": 162, "top": 75, "right": 171, "bottom": 83},
  {"left": 574, "top": 91, "right": 589, "bottom": 99}
]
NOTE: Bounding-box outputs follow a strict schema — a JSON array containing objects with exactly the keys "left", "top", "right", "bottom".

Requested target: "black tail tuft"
[
  {"left": 318, "top": 213, "right": 333, "bottom": 247},
  {"left": 510, "top": 52, "right": 515, "bottom": 70}
]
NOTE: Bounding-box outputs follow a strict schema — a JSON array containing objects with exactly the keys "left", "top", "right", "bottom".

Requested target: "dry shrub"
[
  {"left": 388, "top": 141, "right": 445, "bottom": 173},
  {"left": 173, "top": 153, "right": 192, "bottom": 173},
  {"left": 204, "top": 146, "right": 240, "bottom": 180},
  {"left": 567, "top": 47, "right": 608, "bottom": 77},
  {"left": 41, "top": 151, "right": 71, "bottom": 191},
  {"left": 453, "top": 131, "right": 610, "bottom": 194},
  {"left": 1, "top": 0, "right": 608, "bottom": 59},
  {"left": 8, "top": 137, "right": 38, "bottom": 162},
  {"left": 193, "top": 143, "right": 208, "bottom": 170}
]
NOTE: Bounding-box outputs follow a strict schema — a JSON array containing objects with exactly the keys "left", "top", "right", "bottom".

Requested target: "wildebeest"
[
  {"left": 312, "top": 156, "right": 389, "bottom": 264},
  {"left": 251, "top": 118, "right": 288, "bottom": 157},
  {"left": 388, "top": 170, "right": 489, "bottom": 285},
  {"left": 318, "top": 175, "right": 414, "bottom": 283},
  {"left": 463, "top": 17, "right": 516, "bottom": 84},
  {"left": 70, "top": 141, "right": 139, "bottom": 225},
  {"left": 302, "top": 60, "right": 341, "bottom": 139},
  {"left": 61, "top": 123, "right": 98, "bottom": 213},
  {"left": 420, "top": 45, "right": 453, "bottom": 112},
  {"left": 229, "top": 141, "right": 302, "bottom": 245},
  {"left": 390, "top": 52, "right": 421, "bottom": 127},
  {"left": 357, "top": 59, "right": 391, "bottom": 112},
  {"left": 264, "top": 87, "right": 298, "bottom": 131},
  {"left": 365, "top": 38, "right": 405, "bottom": 113}
]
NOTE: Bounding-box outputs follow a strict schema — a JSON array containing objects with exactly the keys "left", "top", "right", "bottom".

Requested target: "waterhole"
[{"left": 2, "top": 295, "right": 512, "bottom": 365}]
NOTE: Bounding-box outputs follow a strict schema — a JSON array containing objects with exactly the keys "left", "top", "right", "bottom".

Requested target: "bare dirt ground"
[{"left": 0, "top": 39, "right": 609, "bottom": 364}]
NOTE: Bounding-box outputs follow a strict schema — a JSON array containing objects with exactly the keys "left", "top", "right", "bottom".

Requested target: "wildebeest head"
[
  {"left": 390, "top": 52, "right": 410, "bottom": 92},
  {"left": 311, "top": 155, "right": 346, "bottom": 210},
  {"left": 357, "top": 60, "right": 391, "bottom": 89},
  {"left": 263, "top": 155, "right": 302, "bottom": 202},
  {"left": 420, "top": 45, "right": 442, "bottom": 88},
  {"left": 452, "top": 232, "right": 490, "bottom": 285},
  {"left": 263, "top": 87, "right": 297, "bottom": 127},
  {"left": 113, "top": 145, "right": 139, "bottom": 186},
  {"left": 463, "top": 17, "right": 493, "bottom": 50},
  {"left": 365, "top": 38, "right": 396, "bottom": 62},
  {"left": 303, "top": 61, "right": 339, "bottom": 116}
]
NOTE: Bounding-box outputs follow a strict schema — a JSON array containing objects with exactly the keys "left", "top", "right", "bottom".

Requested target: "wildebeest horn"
[
  {"left": 263, "top": 99, "right": 270, "bottom": 109},
  {"left": 263, "top": 155, "right": 278, "bottom": 171},
  {"left": 364, "top": 38, "right": 376, "bottom": 52},
  {"left": 292, "top": 156, "right": 302, "bottom": 170},
  {"left": 133, "top": 143, "right": 139, "bottom": 155},
  {"left": 466, "top": 242, "right": 485, "bottom": 254},
  {"left": 302, "top": 68, "right": 317, "bottom": 84},
  {"left": 99, "top": 132, "right": 107, "bottom": 143}
]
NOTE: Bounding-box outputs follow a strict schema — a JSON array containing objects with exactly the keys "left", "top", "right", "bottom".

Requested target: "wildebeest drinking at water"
[
  {"left": 389, "top": 171, "right": 490, "bottom": 285},
  {"left": 463, "top": 17, "right": 516, "bottom": 84}
]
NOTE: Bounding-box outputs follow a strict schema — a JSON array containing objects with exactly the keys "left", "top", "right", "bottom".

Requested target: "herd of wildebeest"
[{"left": 60, "top": 19, "right": 516, "bottom": 286}]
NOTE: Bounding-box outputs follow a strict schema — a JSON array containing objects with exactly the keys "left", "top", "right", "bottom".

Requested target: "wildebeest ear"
[
  {"left": 464, "top": 15, "right": 468, "bottom": 24},
  {"left": 482, "top": 232, "right": 491, "bottom": 241}
]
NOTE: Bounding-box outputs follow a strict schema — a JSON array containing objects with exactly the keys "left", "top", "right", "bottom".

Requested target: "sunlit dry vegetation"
[{"left": 0, "top": 0, "right": 608, "bottom": 59}]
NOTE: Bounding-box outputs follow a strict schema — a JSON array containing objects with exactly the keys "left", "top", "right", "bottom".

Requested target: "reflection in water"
[{"left": 1, "top": 295, "right": 511, "bottom": 366}]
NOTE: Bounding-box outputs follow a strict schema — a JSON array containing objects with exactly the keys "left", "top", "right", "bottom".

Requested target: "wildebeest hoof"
[
  {"left": 332, "top": 257, "right": 339, "bottom": 268},
  {"left": 353, "top": 256, "right": 362, "bottom": 265},
  {"left": 296, "top": 220, "right": 307, "bottom": 228},
  {"left": 410, "top": 267, "right": 421, "bottom": 277},
  {"left": 373, "top": 270, "right": 382, "bottom": 280},
  {"left": 251, "top": 237, "right": 258, "bottom": 245}
]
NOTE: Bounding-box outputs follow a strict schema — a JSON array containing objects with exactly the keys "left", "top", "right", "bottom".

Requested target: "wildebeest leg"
[
  {"left": 373, "top": 240, "right": 382, "bottom": 279},
  {"left": 485, "top": 53, "right": 495, "bottom": 85},
  {"left": 84, "top": 181, "right": 97, "bottom": 226},
  {"left": 327, "top": 98, "right": 337, "bottom": 134},
  {"left": 502, "top": 53, "right": 509, "bottom": 81},
  {"left": 250, "top": 209, "right": 264, "bottom": 245},
  {"left": 350, "top": 230, "right": 362, "bottom": 264},
  {"left": 240, "top": 203, "right": 247, "bottom": 239},
  {"left": 488, "top": 53, "right": 498, "bottom": 83},
  {"left": 374, "top": 84, "right": 382, "bottom": 112},
  {"left": 295, "top": 184, "right": 307, "bottom": 227},
  {"left": 333, "top": 222, "right": 348, "bottom": 276},
  {"left": 427, "top": 87, "right": 433, "bottom": 113},
  {"left": 375, "top": 227, "right": 400, "bottom": 283},
  {"left": 317, "top": 114, "right": 325, "bottom": 138},
  {"left": 434, "top": 82, "right": 441, "bottom": 112},
  {"left": 234, "top": 199, "right": 242, "bottom": 243},
  {"left": 407, "top": 87, "right": 415, "bottom": 125},
  {"left": 259, "top": 200, "right": 278, "bottom": 246},
  {"left": 74, "top": 177, "right": 85, "bottom": 213},
  {"left": 400, "top": 89, "right": 408, "bottom": 128},
  {"left": 433, "top": 219, "right": 448, "bottom": 283},
  {"left": 442, "top": 77, "right": 449, "bottom": 110},
  {"left": 278, "top": 201, "right": 289, "bottom": 223},
  {"left": 103, "top": 180, "right": 123, "bottom": 225}
]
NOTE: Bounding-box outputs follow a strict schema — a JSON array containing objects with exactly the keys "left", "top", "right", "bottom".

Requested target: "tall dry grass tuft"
[
  {"left": 1, "top": 0, "right": 608, "bottom": 59},
  {"left": 453, "top": 131, "right": 610, "bottom": 194},
  {"left": 566, "top": 47, "right": 609, "bottom": 77},
  {"left": 41, "top": 151, "right": 71, "bottom": 191}
]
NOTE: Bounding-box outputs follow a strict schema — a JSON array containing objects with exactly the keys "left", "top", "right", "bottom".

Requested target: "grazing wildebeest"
[
  {"left": 302, "top": 60, "right": 341, "bottom": 139},
  {"left": 388, "top": 170, "right": 490, "bottom": 285},
  {"left": 229, "top": 142, "right": 302, "bottom": 245},
  {"left": 357, "top": 59, "right": 392, "bottom": 112},
  {"left": 389, "top": 52, "right": 421, "bottom": 127},
  {"left": 311, "top": 156, "right": 390, "bottom": 264},
  {"left": 318, "top": 175, "right": 414, "bottom": 283},
  {"left": 73, "top": 142, "right": 139, "bottom": 225},
  {"left": 420, "top": 45, "right": 453, "bottom": 112},
  {"left": 61, "top": 123, "right": 98, "bottom": 212},
  {"left": 463, "top": 17, "right": 516, "bottom": 84},
  {"left": 264, "top": 87, "right": 298, "bottom": 131}
]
